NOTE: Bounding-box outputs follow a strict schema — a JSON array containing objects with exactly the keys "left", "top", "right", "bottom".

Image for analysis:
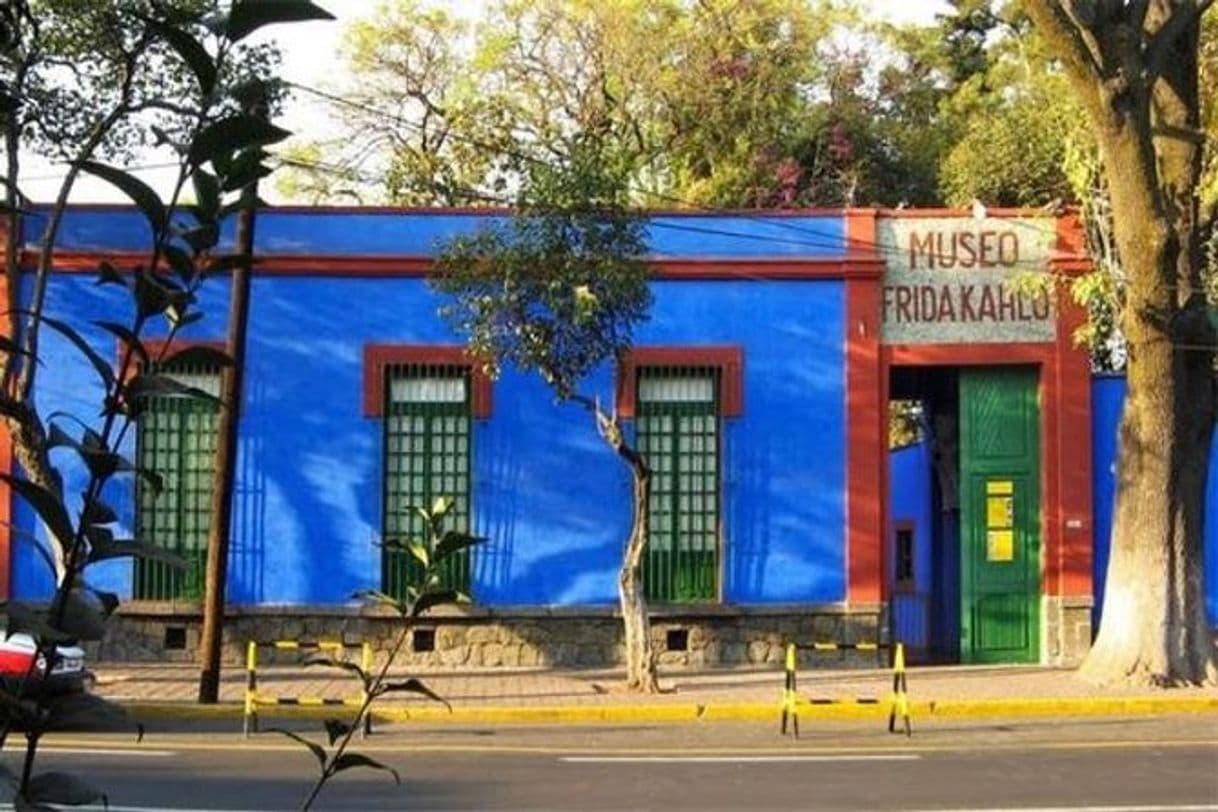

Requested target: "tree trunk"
[
  {"left": 1082, "top": 324, "right": 1216, "bottom": 685},
  {"left": 589, "top": 403, "right": 659, "bottom": 693},
  {"left": 1020, "top": 1, "right": 1217, "bottom": 687},
  {"left": 1079, "top": 73, "right": 1216, "bottom": 686},
  {"left": 618, "top": 446, "right": 659, "bottom": 693}
]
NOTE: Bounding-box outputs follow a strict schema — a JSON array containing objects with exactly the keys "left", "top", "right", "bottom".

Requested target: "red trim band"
[
  {"left": 363, "top": 345, "right": 493, "bottom": 419},
  {"left": 615, "top": 346, "right": 744, "bottom": 419}
]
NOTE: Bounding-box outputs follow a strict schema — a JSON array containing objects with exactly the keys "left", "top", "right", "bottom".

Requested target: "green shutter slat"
[
  {"left": 382, "top": 366, "right": 473, "bottom": 601},
  {"left": 134, "top": 364, "right": 221, "bottom": 601},
  {"left": 637, "top": 367, "right": 720, "bottom": 603}
]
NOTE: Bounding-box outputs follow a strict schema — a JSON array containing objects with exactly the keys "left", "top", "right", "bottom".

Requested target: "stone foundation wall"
[
  {"left": 91, "top": 604, "right": 889, "bottom": 670},
  {"left": 1042, "top": 595, "right": 1093, "bottom": 666}
]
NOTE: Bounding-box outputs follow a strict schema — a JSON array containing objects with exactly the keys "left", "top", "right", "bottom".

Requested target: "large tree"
[
  {"left": 431, "top": 137, "right": 659, "bottom": 691},
  {"left": 279, "top": 0, "right": 962, "bottom": 209},
  {"left": 1025, "top": 0, "right": 1216, "bottom": 685}
]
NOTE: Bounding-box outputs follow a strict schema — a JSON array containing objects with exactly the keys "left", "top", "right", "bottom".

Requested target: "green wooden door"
[{"left": 959, "top": 367, "right": 1041, "bottom": 663}]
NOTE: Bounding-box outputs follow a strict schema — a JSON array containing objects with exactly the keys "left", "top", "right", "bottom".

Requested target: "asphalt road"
[{"left": 2, "top": 714, "right": 1216, "bottom": 811}]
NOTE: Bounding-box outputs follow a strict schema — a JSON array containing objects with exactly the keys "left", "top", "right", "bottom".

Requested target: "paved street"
[{"left": 3, "top": 714, "right": 1216, "bottom": 811}]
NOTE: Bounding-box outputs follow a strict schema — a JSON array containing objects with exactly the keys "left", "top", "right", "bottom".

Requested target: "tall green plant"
[
  {"left": 271, "top": 495, "right": 484, "bottom": 811},
  {"left": 0, "top": 1, "right": 332, "bottom": 806}
]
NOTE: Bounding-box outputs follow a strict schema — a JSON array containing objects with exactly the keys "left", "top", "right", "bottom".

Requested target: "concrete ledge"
[{"left": 119, "top": 694, "right": 1218, "bottom": 727}]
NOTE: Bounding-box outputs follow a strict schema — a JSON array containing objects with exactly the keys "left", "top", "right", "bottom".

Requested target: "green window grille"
[
  {"left": 636, "top": 367, "right": 720, "bottom": 603},
  {"left": 134, "top": 364, "right": 221, "bottom": 601},
  {"left": 382, "top": 363, "right": 472, "bottom": 600}
]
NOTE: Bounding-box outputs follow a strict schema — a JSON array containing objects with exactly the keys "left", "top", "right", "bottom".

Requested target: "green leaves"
[
  {"left": 435, "top": 530, "right": 485, "bottom": 562},
  {"left": 222, "top": 1, "right": 335, "bottom": 42},
  {"left": 373, "top": 677, "right": 450, "bottom": 711},
  {"left": 304, "top": 656, "right": 368, "bottom": 687},
  {"left": 146, "top": 18, "right": 216, "bottom": 96},
  {"left": 0, "top": 474, "right": 73, "bottom": 561},
  {"left": 188, "top": 114, "right": 291, "bottom": 168},
  {"left": 75, "top": 162, "right": 166, "bottom": 231},
  {"left": 323, "top": 719, "right": 352, "bottom": 745},
  {"left": 331, "top": 752, "right": 401, "bottom": 784},
  {"left": 87, "top": 538, "right": 187, "bottom": 570},
  {"left": 266, "top": 728, "right": 326, "bottom": 770},
  {"left": 36, "top": 313, "right": 116, "bottom": 390}
]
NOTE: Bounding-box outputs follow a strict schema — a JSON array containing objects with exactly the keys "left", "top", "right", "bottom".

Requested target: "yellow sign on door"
[
  {"left": 987, "top": 530, "right": 1015, "bottom": 562},
  {"left": 985, "top": 480, "right": 1015, "bottom": 562}
]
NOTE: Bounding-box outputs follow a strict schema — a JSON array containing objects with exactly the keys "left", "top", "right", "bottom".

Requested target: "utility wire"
[{"left": 284, "top": 80, "right": 1070, "bottom": 274}]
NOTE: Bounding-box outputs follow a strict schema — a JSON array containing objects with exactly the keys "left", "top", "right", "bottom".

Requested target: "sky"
[{"left": 17, "top": 0, "right": 951, "bottom": 204}]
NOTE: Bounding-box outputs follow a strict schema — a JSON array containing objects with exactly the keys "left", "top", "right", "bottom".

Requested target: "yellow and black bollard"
[
  {"left": 780, "top": 643, "right": 800, "bottom": 738},
  {"left": 887, "top": 642, "right": 912, "bottom": 737},
  {"left": 243, "top": 640, "right": 259, "bottom": 737}
]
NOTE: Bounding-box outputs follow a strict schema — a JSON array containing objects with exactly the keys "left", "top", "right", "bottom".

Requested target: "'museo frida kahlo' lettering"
[
  {"left": 883, "top": 283, "right": 1051, "bottom": 325},
  {"left": 908, "top": 230, "right": 1020, "bottom": 269}
]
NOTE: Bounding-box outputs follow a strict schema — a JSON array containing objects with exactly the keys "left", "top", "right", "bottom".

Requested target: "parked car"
[{"left": 0, "top": 633, "right": 89, "bottom": 694}]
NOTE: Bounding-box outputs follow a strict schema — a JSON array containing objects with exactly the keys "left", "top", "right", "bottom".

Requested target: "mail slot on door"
[{"left": 985, "top": 480, "right": 1015, "bottom": 562}]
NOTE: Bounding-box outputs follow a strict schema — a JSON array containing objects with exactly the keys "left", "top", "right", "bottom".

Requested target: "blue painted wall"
[
  {"left": 23, "top": 208, "right": 846, "bottom": 260},
  {"left": 1090, "top": 377, "right": 1218, "bottom": 626},
  {"left": 888, "top": 441, "right": 933, "bottom": 649},
  {"left": 10, "top": 210, "right": 848, "bottom": 607}
]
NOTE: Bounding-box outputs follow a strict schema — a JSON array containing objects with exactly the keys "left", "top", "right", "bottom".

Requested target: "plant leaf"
[
  {"left": 147, "top": 18, "right": 216, "bottom": 95},
  {"left": 94, "top": 321, "right": 148, "bottom": 366},
  {"left": 188, "top": 114, "right": 291, "bottom": 167},
  {"left": 323, "top": 718, "right": 352, "bottom": 746},
  {"left": 407, "top": 541, "right": 430, "bottom": 568},
  {"left": 373, "top": 677, "right": 451, "bottom": 711},
  {"left": 164, "top": 244, "right": 196, "bottom": 284},
  {"left": 123, "top": 373, "right": 222, "bottom": 408},
  {"left": 76, "top": 161, "right": 165, "bottom": 230},
  {"left": 0, "top": 473, "right": 74, "bottom": 559},
  {"left": 134, "top": 268, "right": 175, "bottom": 319},
  {"left": 330, "top": 752, "right": 400, "bottom": 784},
  {"left": 263, "top": 728, "right": 325, "bottom": 770},
  {"left": 191, "top": 168, "right": 222, "bottom": 219},
  {"left": 411, "top": 589, "right": 462, "bottom": 619},
  {"left": 304, "top": 656, "right": 367, "bottom": 684},
  {"left": 96, "top": 260, "right": 129, "bottom": 287},
  {"left": 51, "top": 588, "right": 108, "bottom": 641},
  {"left": 25, "top": 772, "right": 104, "bottom": 806},
  {"left": 430, "top": 495, "right": 453, "bottom": 518},
  {"left": 36, "top": 313, "right": 116, "bottom": 390},
  {"left": 2, "top": 600, "right": 73, "bottom": 643},
  {"left": 82, "top": 495, "right": 118, "bottom": 526},
  {"left": 223, "top": 0, "right": 334, "bottom": 41},
  {"left": 434, "top": 530, "right": 486, "bottom": 563},
  {"left": 88, "top": 538, "right": 187, "bottom": 569}
]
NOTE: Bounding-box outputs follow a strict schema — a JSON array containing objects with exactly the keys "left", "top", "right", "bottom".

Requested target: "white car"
[{"left": 0, "top": 633, "right": 88, "bottom": 693}]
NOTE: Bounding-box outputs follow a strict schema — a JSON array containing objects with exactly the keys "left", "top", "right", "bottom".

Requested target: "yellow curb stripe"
[
  {"left": 116, "top": 694, "right": 1218, "bottom": 726},
  {"left": 34, "top": 735, "right": 1218, "bottom": 757}
]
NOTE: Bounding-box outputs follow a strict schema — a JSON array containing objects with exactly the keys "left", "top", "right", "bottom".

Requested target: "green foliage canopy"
[{"left": 430, "top": 138, "right": 651, "bottom": 399}]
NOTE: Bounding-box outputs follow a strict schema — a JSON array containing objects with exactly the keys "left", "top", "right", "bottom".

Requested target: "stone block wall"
[
  {"left": 1042, "top": 595, "right": 1093, "bottom": 666},
  {"left": 91, "top": 604, "right": 890, "bottom": 671}
]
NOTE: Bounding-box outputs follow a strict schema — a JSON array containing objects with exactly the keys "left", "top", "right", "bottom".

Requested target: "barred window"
[
  {"left": 382, "top": 363, "right": 472, "bottom": 600},
  {"left": 134, "top": 364, "right": 221, "bottom": 601},
  {"left": 636, "top": 367, "right": 720, "bottom": 603}
]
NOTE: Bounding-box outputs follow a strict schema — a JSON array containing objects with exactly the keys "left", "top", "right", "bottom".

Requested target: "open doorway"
[
  {"left": 888, "top": 367, "right": 960, "bottom": 664},
  {"left": 888, "top": 365, "right": 1044, "bottom": 665}
]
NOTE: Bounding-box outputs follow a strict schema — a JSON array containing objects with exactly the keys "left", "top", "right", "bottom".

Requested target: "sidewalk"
[{"left": 92, "top": 660, "right": 1218, "bottom": 725}]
